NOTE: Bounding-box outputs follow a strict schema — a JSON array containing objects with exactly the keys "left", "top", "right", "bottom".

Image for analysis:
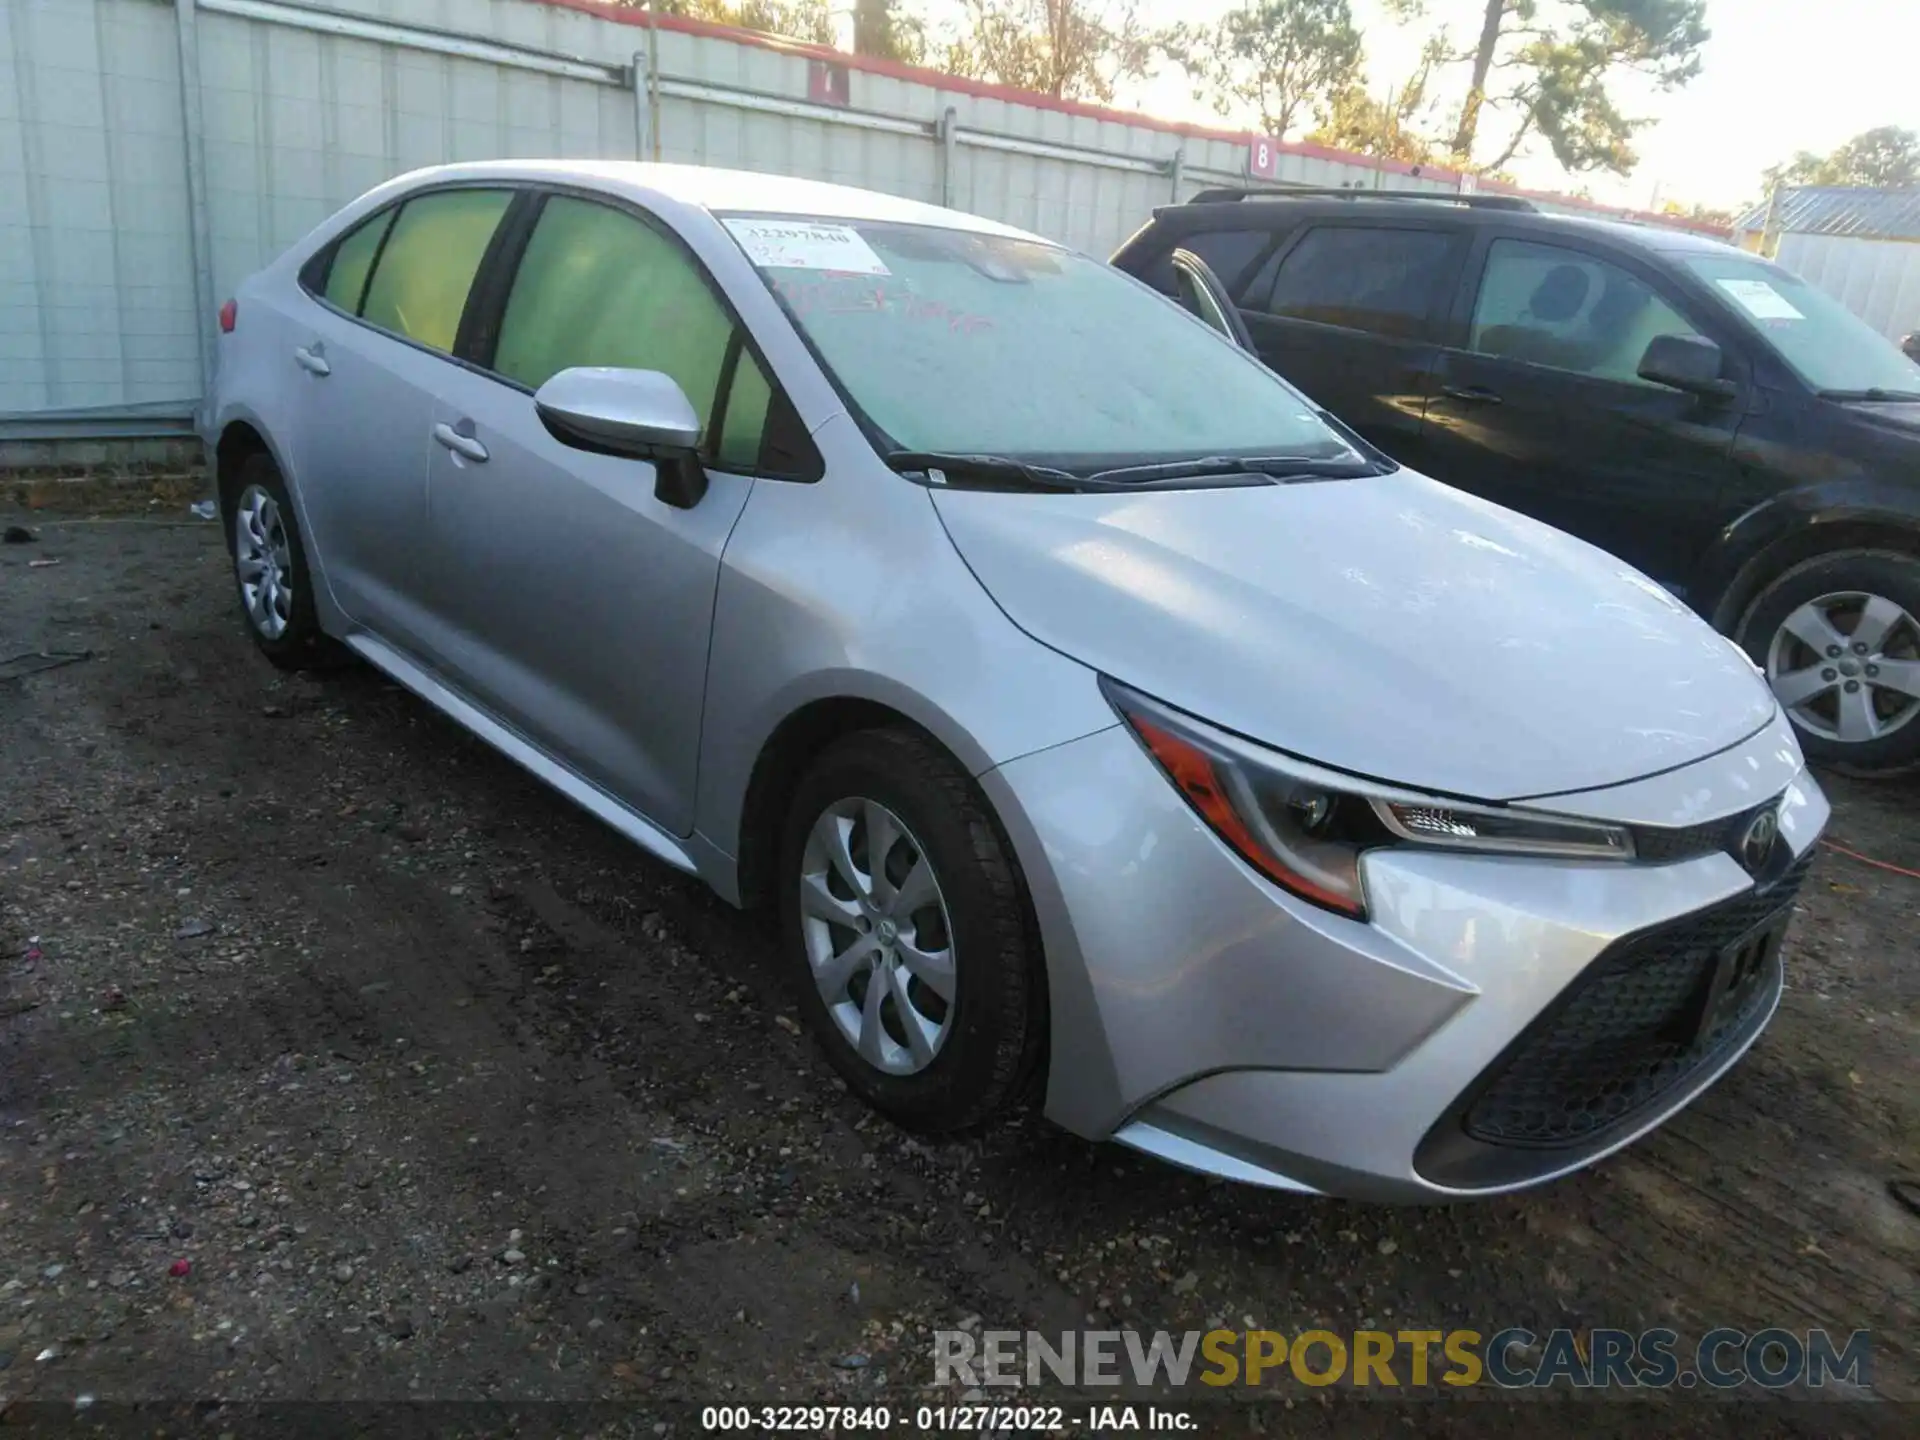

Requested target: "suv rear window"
[{"left": 1260, "top": 226, "right": 1453, "bottom": 340}]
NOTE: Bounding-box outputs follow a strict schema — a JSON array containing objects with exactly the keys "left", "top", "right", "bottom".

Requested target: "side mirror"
[
  {"left": 1638, "top": 333, "right": 1736, "bottom": 399},
  {"left": 533, "top": 367, "right": 709, "bottom": 509},
  {"left": 1902, "top": 333, "right": 1920, "bottom": 364}
]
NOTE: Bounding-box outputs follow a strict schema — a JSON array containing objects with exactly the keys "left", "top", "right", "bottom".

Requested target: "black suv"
[{"left": 1113, "top": 189, "right": 1920, "bottom": 774}]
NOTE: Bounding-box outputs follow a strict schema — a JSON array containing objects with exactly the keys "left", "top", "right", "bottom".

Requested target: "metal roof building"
[
  {"left": 1733, "top": 186, "right": 1920, "bottom": 342},
  {"left": 1733, "top": 186, "right": 1920, "bottom": 240}
]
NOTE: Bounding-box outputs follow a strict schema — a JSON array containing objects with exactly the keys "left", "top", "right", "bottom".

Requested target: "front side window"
[
  {"left": 1469, "top": 239, "right": 1703, "bottom": 384},
  {"left": 495, "top": 197, "right": 732, "bottom": 404},
  {"left": 723, "top": 216, "right": 1353, "bottom": 467},
  {"left": 1263, "top": 226, "right": 1454, "bottom": 339},
  {"left": 1682, "top": 253, "right": 1920, "bottom": 397},
  {"left": 492, "top": 195, "right": 789, "bottom": 471},
  {"left": 358, "top": 189, "right": 513, "bottom": 353}
]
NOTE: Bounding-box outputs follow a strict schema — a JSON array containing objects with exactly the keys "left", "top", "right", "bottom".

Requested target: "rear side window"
[
  {"left": 1261, "top": 226, "right": 1453, "bottom": 339},
  {"left": 493, "top": 195, "right": 809, "bottom": 477},
  {"left": 359, "top": 189, "right": 513, "bottom": 353},
  {"left": 321, "top": 209, "right": 393, "bottom": 313}
]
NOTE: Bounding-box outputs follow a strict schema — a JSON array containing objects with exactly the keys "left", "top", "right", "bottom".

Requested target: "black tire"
[
  {"left": 1735, "top": 548, "right": 1920, "bottom": 776},
  {"left": 220, "top": 453, "right": 342, "bottom": 671},
  {"left": 776, "top": 727, "right": 1044, "bottom": 1133}
]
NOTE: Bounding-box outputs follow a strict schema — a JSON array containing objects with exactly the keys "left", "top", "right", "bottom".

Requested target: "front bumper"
[{"left": 980, "top": 710, "right": 1828, "bottom": 1202}]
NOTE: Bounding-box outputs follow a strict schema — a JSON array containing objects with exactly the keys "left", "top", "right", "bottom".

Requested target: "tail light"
[{"left": 218, "top": 299, "right": 237, "bottom": 333}]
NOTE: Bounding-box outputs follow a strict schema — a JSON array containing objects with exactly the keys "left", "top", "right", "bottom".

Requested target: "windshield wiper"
[
  {"left": 885, "top": 451, "right": 1133, "bottom": 492},
  {"left": 1817, "top": 387, "right": 1920, "bottom": 403},
  {"left": 1083, "top": 454, "right": 1384, "bottom": 485}
]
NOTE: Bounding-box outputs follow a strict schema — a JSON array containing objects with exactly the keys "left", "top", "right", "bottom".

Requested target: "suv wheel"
[
  {"left": 1737, "top": 549, "right": 1920, "bottom": 775},
  {"left": 776, "top": 728, "right": 1043, "bottom": 1132}
]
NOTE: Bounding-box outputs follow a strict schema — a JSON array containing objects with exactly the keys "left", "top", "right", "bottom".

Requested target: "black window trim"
[
  {"left": 462, "top": 182, "right": 824, "bottom": 484},
  {"left": 1249, "top": 219, "right": 1470, "bottom": 343}
]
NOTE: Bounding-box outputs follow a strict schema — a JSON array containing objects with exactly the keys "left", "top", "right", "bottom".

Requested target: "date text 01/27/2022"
[{"left": 698, "top": 1404, "right": 1194, "bottom": 1432}]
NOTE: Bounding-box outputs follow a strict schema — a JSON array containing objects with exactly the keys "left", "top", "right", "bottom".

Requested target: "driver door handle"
[
  {"left": 293, "top": 345, "right": 330, "bottom": 377},
  {"left": 432, "top": 422, "right": 489, "bottom": 464},
  {"left": 1440, "top": 384, "right": 1502, "bottom": 405}
]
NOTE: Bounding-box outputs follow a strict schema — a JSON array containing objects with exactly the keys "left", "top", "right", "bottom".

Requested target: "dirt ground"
[{"left": 2, "top": 500, "right": 1916, "bottom": 1438}]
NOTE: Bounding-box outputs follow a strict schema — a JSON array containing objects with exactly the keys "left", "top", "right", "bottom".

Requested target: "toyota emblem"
[{"left": 1739, "top": 808, "right": 1779, "bottom": 874}]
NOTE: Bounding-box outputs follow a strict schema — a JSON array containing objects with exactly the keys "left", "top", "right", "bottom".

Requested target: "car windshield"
[
  {"left": 720, "top": 215, "right": 1358, "bottom": 470},
  {"left": 1683, "top": 254, "right": 1920, "bottom": 396}
]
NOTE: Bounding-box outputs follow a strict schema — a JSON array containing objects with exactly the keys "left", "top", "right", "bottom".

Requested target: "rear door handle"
[
  {"left": 432, "top": 422, "right": 489, "bottom": 464},
  {"left": 1439, "top": 384, "right": 1501, "bottom": 405},
  {"left": 293, "top": 345, "right": 330, "bottom": 377}
]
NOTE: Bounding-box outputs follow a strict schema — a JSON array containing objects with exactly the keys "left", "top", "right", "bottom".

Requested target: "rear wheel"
[
  {"left": 776, "top": 728, "right": 1043, "bottom": 1133},
  {"left": 223, "top": 453, "right": 340, "bottom": 671},
  {"left": 1737, "top": 549, "right": 1920, "bottom": 775}
]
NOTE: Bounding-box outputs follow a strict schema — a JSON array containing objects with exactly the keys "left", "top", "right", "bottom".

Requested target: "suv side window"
[
  {"left": 1175, "top": 229, "right": 1273, "bottom": 292},
  {"left": 357, "top": 189, "right": 514, "bottom": 353},
  {"left": 1262, "top": 226, "right": 1453, "bottom": 339},
  {"left": 491, "top": 195, "right": 805, "bottom": 476},
  {"left": 1468, "top": 238, "right": 1703, "bottom": 384}
]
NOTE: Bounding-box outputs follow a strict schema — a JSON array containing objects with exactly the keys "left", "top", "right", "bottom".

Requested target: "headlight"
[{"left": 1103, "top": 679, "right": 1634, "bottom": 920}]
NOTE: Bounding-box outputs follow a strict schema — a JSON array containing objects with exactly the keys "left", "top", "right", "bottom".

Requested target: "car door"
[
  {"left": 415, "top": 191, "right": 805, "bottom": 837},
  {"left": 284, "top": 188, "right": 515, "bottom": 649},
  {"left": 1169, "top": 249, "right": 1253, "bottom": 348},
  {"left": 1237, "top": 221, "right": 1467, "bottom": 459},
  {"left": 1417, "top": 233, "right": 1748, "bottom": 587}
]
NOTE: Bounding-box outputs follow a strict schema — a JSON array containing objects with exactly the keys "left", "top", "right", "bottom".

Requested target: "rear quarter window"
[{"left": 1136, "top": 227, "right": 1277, "bottom": 295}]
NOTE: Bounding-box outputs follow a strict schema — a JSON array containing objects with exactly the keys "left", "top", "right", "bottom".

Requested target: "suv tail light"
[{"left": 218, "top": 299, "right": 237, "bottom": 333}]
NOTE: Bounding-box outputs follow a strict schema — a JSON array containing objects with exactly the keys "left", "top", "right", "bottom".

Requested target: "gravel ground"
[{"left": 2, "top": 505, "right": 1916, "bottom": 1437}]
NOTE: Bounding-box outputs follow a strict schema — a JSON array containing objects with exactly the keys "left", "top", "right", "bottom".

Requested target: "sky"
[{"left": 1103, "top": 0, "right": 1920, "bottom": 214}]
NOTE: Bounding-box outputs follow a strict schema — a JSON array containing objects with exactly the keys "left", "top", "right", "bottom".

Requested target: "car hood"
[{"left": 932, "top": 470, "right": 1777, "bottom": 801}]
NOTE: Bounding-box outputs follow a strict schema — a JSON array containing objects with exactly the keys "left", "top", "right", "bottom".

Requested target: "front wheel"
[
  {"left": 1737, "top": 548, "right": 1920, "bottom": 775},
  {"left": 776, "top": 728, "right": 1044, "bottom": 1133}
]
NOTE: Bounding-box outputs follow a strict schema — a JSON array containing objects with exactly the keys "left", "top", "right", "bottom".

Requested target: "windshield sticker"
[
  {"left": 724, "top": 219, "right": 890, "bottom": 275},
  {"left": 1715, "top": 277, "right": 1805, "bottom": 321}
]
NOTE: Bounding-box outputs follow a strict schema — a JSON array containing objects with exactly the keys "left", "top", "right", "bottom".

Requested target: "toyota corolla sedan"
[{"left": 199, "top": 161, "right": 1829, "bottom": 1200}]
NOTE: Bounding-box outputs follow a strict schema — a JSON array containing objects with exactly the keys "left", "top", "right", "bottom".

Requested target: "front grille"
[
  {"left": 1461, "top": 848, "right": 1812, "bottom": 1148},
  {"left": 1632, "top": 799, "right": 1778, "bottom": 864}
]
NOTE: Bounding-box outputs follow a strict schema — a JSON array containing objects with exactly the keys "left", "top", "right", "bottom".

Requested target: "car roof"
[
  {"left": 1547, "top": 213, "right": 1749, "bottom": 258},
  {"left": 383, "top": 159, "right": 1050, "bottom": 244},
  {"left": 1155, "top": 195, "right": 1747, "bottom": 260}
]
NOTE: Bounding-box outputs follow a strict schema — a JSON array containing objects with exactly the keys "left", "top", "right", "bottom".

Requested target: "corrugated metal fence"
[
  {"left": 1774, "top": 234, "right": 1920, "bottom": 344},
  {"left": 0, "top": 0, "right": 1462, "bottom": 436}
]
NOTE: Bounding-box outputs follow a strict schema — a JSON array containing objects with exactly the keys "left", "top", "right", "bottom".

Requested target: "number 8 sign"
[{"left": 1247, "top": 136, "right": 1283, "bottom": 181}]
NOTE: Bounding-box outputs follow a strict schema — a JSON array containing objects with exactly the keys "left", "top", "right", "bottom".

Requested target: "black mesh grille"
[
  {"left": 1462, "top": 848, "right": 1812, "bottom": 1148},
  {"left": 1631, "top": 800, "right": 1777, "bottom": 864}
]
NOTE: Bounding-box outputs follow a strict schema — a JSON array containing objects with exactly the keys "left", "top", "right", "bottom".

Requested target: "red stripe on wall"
[{"left": 532, "top": 0, "right": 1730, "bottom": 236}]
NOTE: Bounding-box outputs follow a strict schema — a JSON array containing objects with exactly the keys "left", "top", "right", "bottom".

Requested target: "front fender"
[{"left": 1700, "top": 478, "right": 1920, "bottom": 629}]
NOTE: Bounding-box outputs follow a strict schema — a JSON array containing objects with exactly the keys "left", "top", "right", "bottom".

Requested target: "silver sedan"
[{"left": 199, "top": 161, "right": 1828, "bottom": 1200}]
